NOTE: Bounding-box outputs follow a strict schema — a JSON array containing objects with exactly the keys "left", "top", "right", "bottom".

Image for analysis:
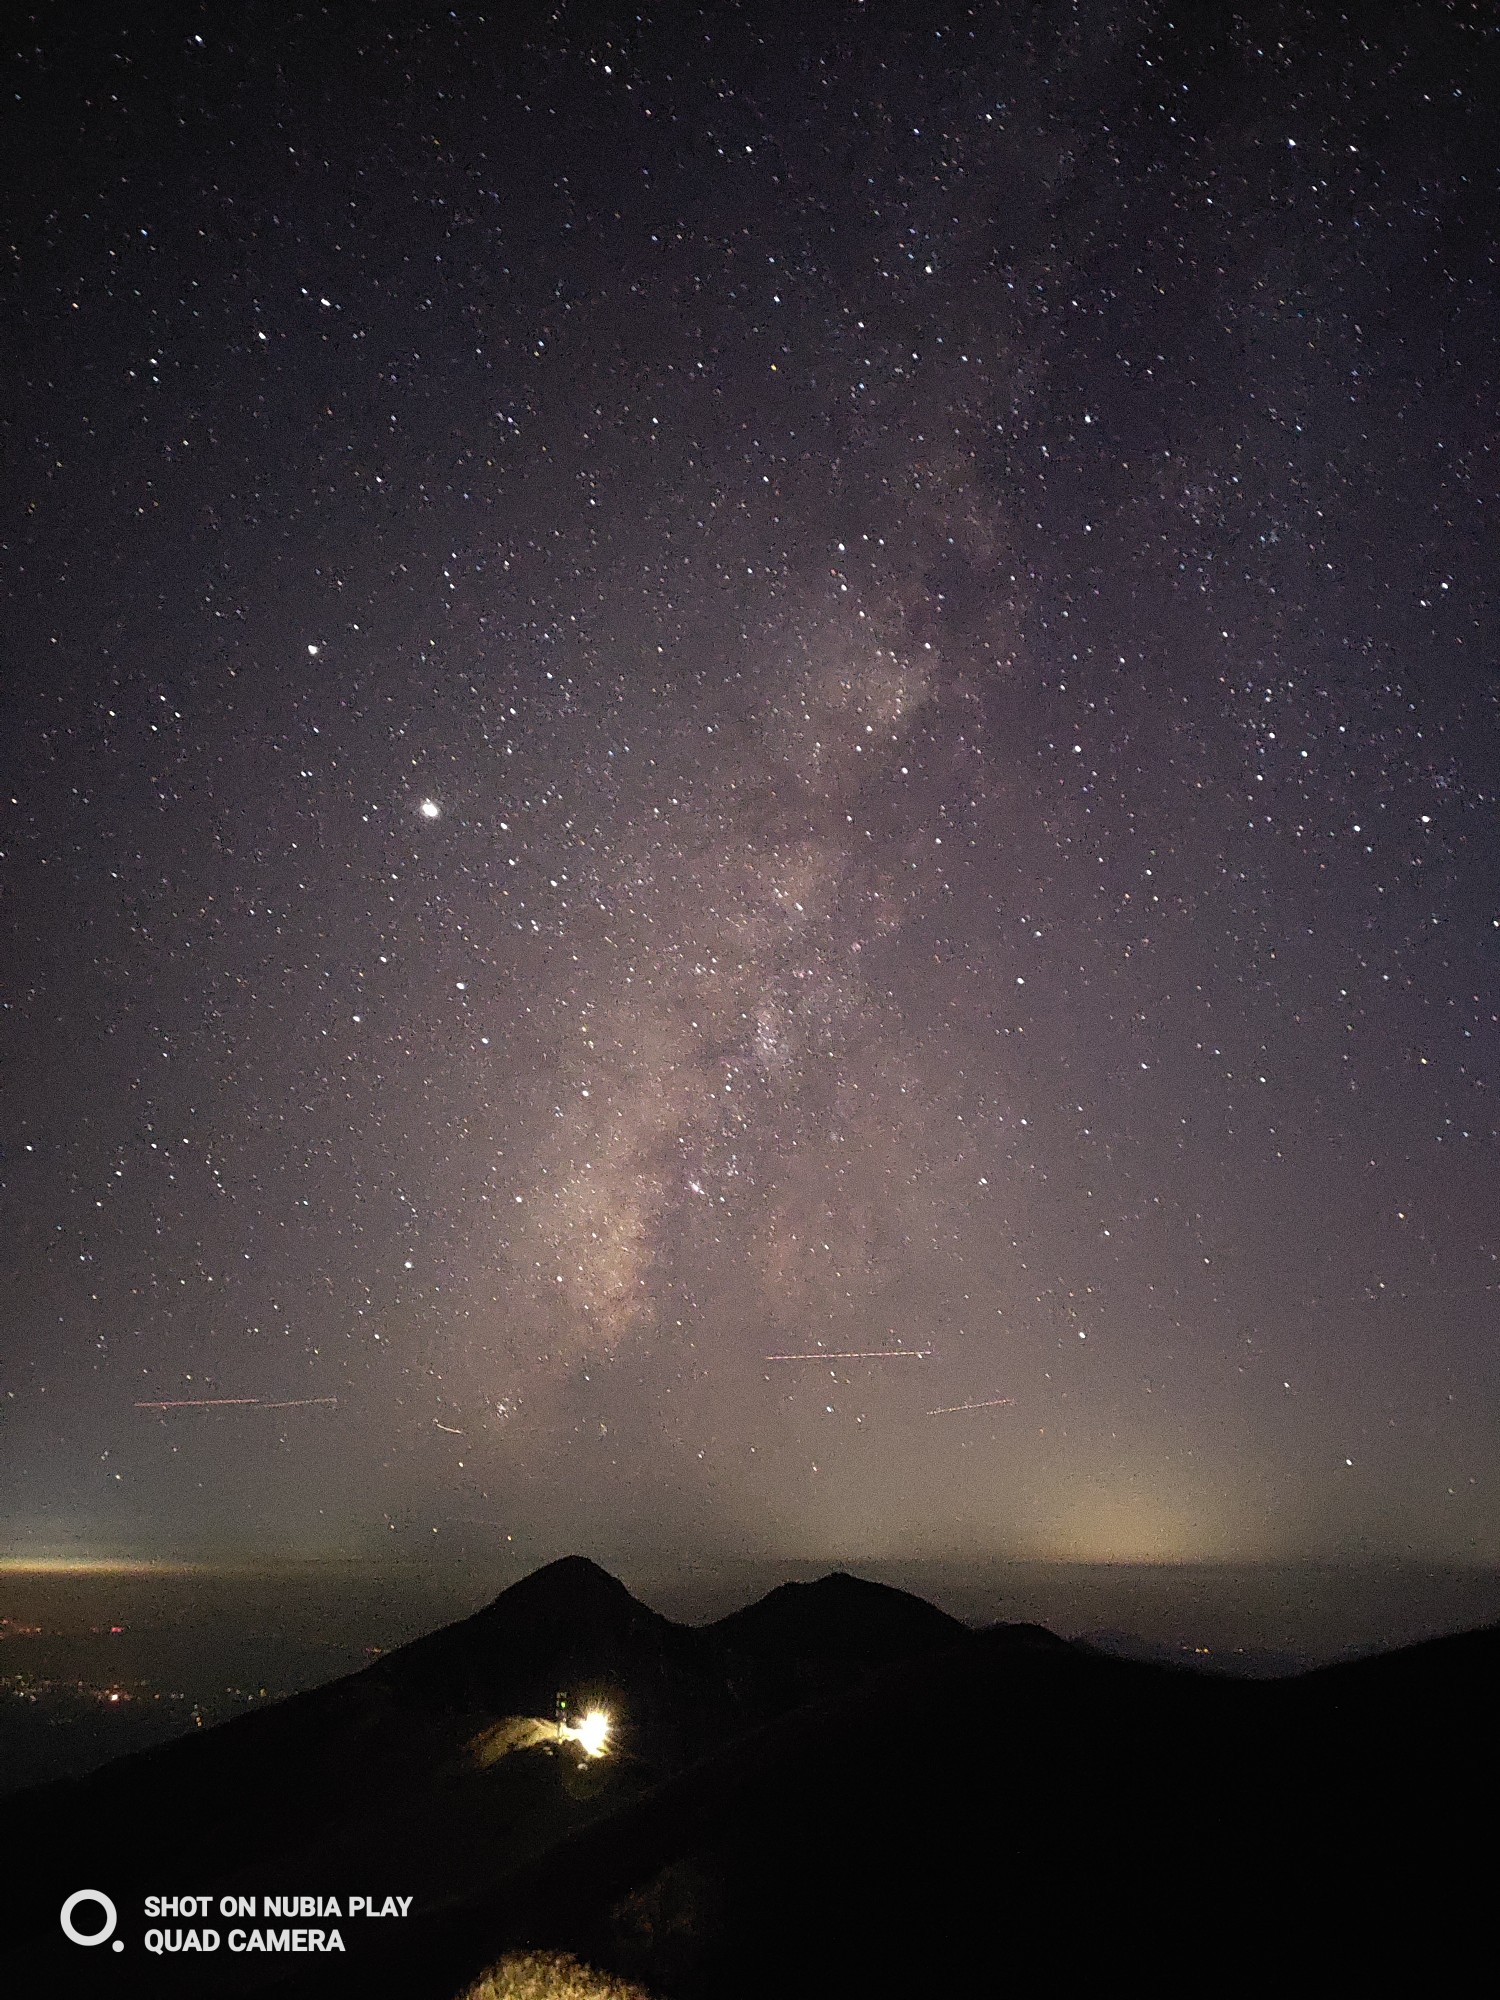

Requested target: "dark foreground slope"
[
  {"left": 3, "top": 1561, "right": 1492, "bottom": 1997},
  {"left": 282, "top": 1620, "right": 1495, "bottom": 1999},
  {"left": 0, "top": 1559, "right": 967, "bottom": 1991}
]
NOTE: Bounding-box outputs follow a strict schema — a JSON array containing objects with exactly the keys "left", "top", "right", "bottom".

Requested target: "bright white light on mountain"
[{"left": 574, "top": 1709, "right": 610, "bottom": 1758}]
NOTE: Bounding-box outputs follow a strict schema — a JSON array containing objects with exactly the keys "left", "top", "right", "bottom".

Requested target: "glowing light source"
[
  {"left": 572, "top": 1709, "right": 610, "bottom": 1758},
  {"left": 419, "top": 798, "right": 441, "bottom": 820}
]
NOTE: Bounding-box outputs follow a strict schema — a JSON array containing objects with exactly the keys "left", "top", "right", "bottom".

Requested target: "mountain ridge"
[{"left": 4, "top": 1559, "right": 1494, "bottom": 1997}]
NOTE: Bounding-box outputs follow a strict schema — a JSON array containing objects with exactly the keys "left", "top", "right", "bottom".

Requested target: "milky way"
[{"left": 3, "top": 4, "right": 1497, "bottom": 1573}]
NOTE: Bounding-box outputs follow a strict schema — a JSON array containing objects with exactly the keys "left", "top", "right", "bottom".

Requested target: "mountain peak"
[
  {"left": 488, "top": 1554, "right": 637, "bottom": 1614},
  {"left": 713, "top": 1569, "right": 965, "bottom": 1663},
  {"left": 367, "top": 1556, "right": 679, "bottom": 1716}
]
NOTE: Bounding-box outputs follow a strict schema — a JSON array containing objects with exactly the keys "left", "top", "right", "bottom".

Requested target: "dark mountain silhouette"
[
  {"left": 2, "top": 1560, "right": 1490, "bottom": 1997},
  {"left": 711, "top": 1568, "right": 966, "bottom": 1663}
]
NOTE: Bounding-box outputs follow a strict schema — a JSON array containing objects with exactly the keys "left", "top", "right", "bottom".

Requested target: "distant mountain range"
[{"left": 4, "top": 1556, "right": 1491, "bottom": 1996}]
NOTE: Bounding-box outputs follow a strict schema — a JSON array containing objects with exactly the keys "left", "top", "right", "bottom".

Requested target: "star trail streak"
[
  {"left": 925, "top": 1400, "right": 1017, "bottom": 1418},
  {"left": 134, "top": 1399, "right": 339, "bottom": 1413},
  {"left": 763, "top": 1352, "right": 935, "bottom": 1364}
]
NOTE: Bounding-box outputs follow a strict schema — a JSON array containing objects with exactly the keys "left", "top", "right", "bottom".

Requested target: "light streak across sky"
[
  {"left": 134, "top": 1397, "right": 339, "bottom": 1411},
  {"left": 925, "top": 1398, "right": 1015, "bottom": 1416},
  {"left": 763, "top": 1350, "right": 934, "bottom": 1363}
]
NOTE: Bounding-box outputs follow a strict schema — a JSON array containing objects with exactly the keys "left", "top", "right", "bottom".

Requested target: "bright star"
[{"left": 419, "top": 799, "right": 441, "bottom": 820}]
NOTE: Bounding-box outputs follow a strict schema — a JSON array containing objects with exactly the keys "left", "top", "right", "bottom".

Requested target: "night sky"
[{"left": 5, "top": 3, "right": 1498, "bottom": 1580}]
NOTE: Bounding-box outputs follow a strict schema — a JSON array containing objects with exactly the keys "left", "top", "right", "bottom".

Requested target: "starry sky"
[{"left": 4, "top": 2, "right": 1498, "bottom": 1579}]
